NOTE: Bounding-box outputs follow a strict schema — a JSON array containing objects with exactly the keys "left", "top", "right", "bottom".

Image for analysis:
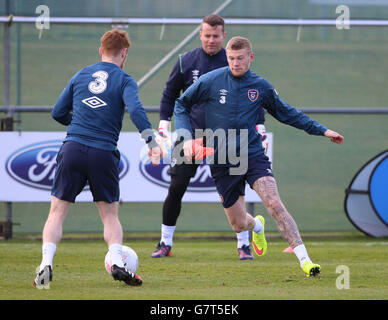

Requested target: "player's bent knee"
[
  {"left": 168, "top": 176, "right": 190, "bottom": 197},
  {"left": 265, "top": 199, "right": 284, "bottom": 214}
]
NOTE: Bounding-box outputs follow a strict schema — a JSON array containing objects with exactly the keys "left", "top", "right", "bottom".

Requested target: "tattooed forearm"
[{"left": 253, "top": 177, "right": 302, "bottom": 248}]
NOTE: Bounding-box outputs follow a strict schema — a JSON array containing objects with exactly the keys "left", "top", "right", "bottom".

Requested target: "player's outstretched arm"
[
  {"left": 52, "top": 82, "right": 74, "bottom": 125},
  {"left": 324, "top": 129, "right": 344, "bottom": 144}
]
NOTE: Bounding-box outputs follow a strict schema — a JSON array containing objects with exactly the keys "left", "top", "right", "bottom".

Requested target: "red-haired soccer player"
[{"left": 33, "top": 29, "right": 161, "bottom": 288}]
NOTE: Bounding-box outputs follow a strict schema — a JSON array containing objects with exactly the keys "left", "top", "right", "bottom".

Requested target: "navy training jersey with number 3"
[{"left": 52, "top": 61, "right": 154, "bottom": 150}]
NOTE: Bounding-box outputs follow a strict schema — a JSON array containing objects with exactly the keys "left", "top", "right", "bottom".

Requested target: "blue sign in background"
[
  {"left": 6, "top": 141, "right": 129, "bottom": 191},
  {"left": 370, "top": 156, "right": 388, "bottom": 226}
]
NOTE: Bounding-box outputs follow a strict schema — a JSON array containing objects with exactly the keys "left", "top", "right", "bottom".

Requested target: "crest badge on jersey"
[{"left": 248, "top": 89, "right": 259, "bottom": 102}]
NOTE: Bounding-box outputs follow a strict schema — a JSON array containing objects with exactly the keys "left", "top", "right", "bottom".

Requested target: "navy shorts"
[
  {"left": 51, "top": 141, "right": 120, "bottom": 203},
  {"left": 210, "top": 155, "right": 274, "bottom": 209}
]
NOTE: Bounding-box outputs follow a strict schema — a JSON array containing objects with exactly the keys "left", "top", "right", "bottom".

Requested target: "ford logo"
[
  {"left": 5, "top": 140, "right": 129, "bottom": 190},
  {"left": 139, "top": 158, "right": 216, "bottom": 192}
]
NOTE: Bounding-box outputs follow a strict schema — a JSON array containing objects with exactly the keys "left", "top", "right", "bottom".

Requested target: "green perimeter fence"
[{"left": 1, "top": 0, "right": 388, "bottom": 235}]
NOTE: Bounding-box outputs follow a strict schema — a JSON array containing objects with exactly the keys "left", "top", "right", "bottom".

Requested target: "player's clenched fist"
[{"left": 324, "top": 129, "right": 344, "bottom": 144}]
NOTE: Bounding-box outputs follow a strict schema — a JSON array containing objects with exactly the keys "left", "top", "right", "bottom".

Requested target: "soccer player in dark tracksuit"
[
  {"left": 175, "top": 36, "right": 344, "bottom": 277},
  {"left": 33, "top": 29, "right": 161, "bottom": 288},
  {"left": 152, "top": 15, "right": 268, "bottom": 260}
]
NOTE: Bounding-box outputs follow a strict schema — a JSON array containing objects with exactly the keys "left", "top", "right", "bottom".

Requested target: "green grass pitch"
[{"left": 1, "top": 234, "right": 387, "bottom": 300}]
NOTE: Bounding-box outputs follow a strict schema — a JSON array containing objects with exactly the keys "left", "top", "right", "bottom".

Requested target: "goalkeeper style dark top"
[
  {"left": 52, "top": 61, "right": 157, "bottom": 151},
  {"left": 174, "top": 66, "right": 327, "bottom": 166},
  {"left": 159, "top": 47, "right": 265, "bottom": 132}
]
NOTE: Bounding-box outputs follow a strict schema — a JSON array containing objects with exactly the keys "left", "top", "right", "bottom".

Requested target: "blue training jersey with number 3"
[
  {"left": 174, "top": 66, "right": 327, "bottom": 164},
  {"left": 52, "top": 61, "right": 154, "bottom": 150}
]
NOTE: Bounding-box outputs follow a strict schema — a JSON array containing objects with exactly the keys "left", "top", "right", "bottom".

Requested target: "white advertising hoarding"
[{"left": 0, "top": 132, "right": 272, "bottom": 203}]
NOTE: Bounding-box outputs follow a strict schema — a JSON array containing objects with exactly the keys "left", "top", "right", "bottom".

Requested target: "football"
[{"left": 104, "top": 245, "right": 139, "bottom": 274}]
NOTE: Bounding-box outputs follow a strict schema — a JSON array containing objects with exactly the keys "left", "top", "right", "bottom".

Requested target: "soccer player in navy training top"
[
  {"left": 175, "top": 36, "right": 344, "bottom": 277},
  {"left": 152, "top": 15, "right": 268, "bottom": 260},
  {"left": 33, "top": 29, "right": 161, "bottom": 288}
]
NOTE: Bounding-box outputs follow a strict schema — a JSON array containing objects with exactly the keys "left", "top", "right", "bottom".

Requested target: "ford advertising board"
[{"left": 0, "top": 132, "right": 272, "bottom": 203}]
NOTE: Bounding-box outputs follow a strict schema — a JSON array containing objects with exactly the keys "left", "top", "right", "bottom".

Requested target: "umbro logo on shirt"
[
  {"left": 192, "top": 70, "right": 200, "bottom": 82},
  {"left": 82, "top": 96, "right": 107, "bottom": 109}
]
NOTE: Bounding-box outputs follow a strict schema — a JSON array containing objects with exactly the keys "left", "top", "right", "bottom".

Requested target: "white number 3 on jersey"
[{"left": 88, "top": 70, "right": 108, "bottom": 94}]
